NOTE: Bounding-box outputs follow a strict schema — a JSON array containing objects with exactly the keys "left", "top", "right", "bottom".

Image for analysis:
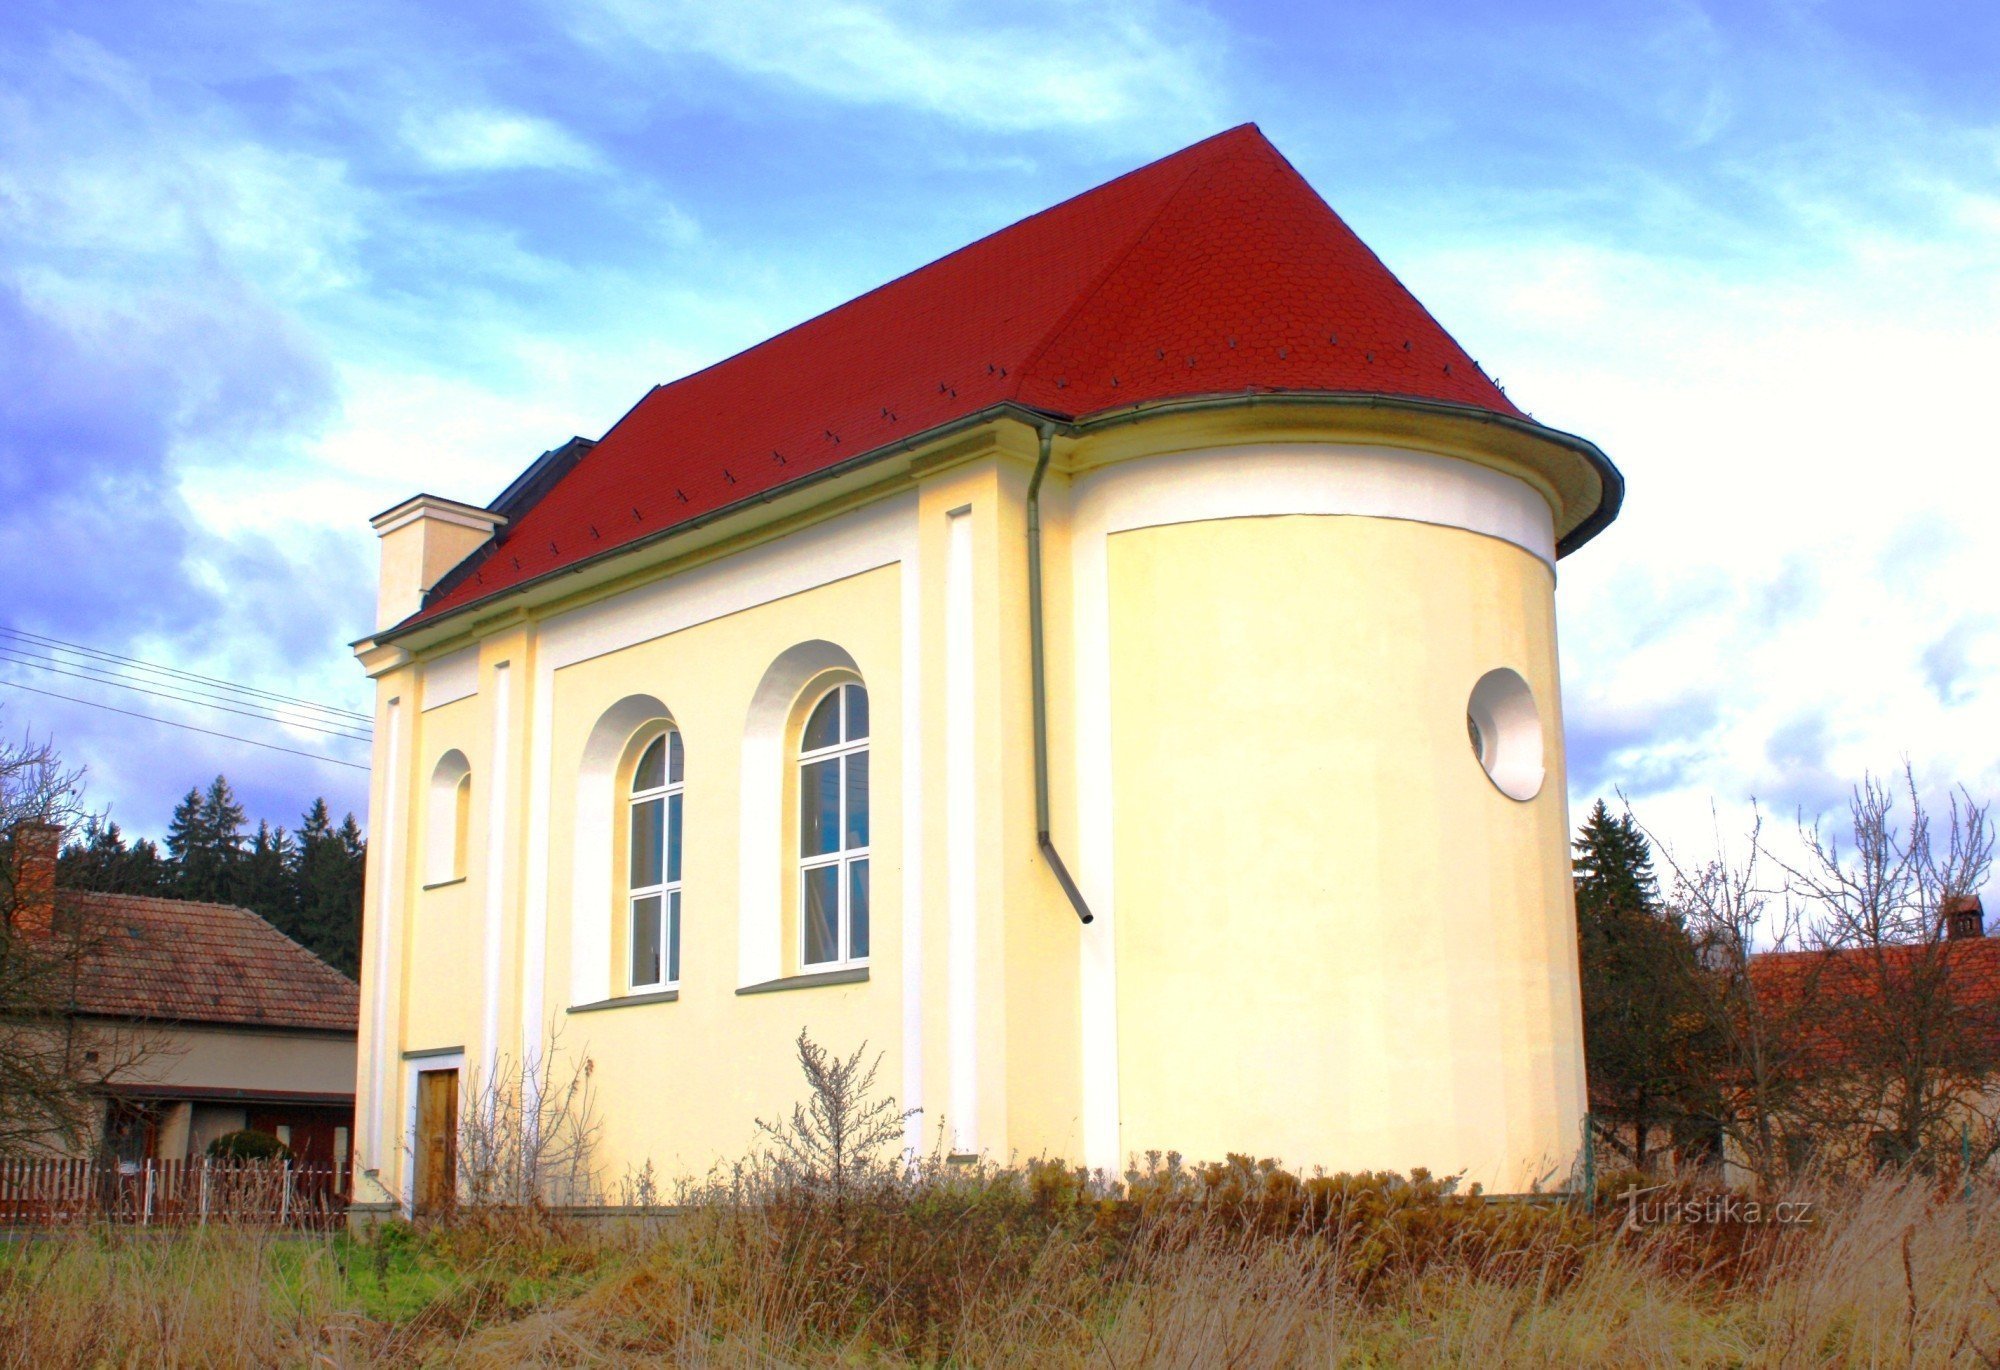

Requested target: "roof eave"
[
  {"left": 384, "top": 389, "right": 1621, "bottom": 645},
  {"left": 379, "top": 400, "right": 1062, "bottom": 647},
  {"left": 66, "top": 1009, "right": 359, "bottom": 1035},
  {"left": 1062, "top": 388, "right": 1623, "bottom": 558}
]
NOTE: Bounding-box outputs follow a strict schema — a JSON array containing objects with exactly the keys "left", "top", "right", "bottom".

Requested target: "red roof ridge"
[
  {"left": 74, "top": 888, "right": 267, "bottom": 915},
  {"left": 833, "top": 122, "right": 1266, "bottom": 357},
  {"left": 69, "top": 886, "right": 337, "bottom": 957},
  {"left": 399, "top": 124, "right": 1613, "bottom": 630},
  {"left": 1009, "top": 133, "right": 1228, "bottom": 392},
  {"left": 1750, "top": 938, "right": 2000, "bottom": 962},
  {"left": 596, "top": 126, "right": 1254, "bottom": 449}
]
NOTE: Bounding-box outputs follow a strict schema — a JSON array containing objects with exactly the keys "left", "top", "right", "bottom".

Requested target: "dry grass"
[{"left": 3, "top": 1165, "right": 1999, "bottom": 1366}]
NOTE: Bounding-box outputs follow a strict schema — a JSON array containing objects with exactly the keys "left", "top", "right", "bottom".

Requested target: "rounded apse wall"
[{"left": 1092, "top": 494, "right": 1582, "bottom": 1194}]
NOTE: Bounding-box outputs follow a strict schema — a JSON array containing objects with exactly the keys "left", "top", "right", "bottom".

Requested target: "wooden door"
[{"left": 415, "top": 1070, "right": 458, "bottom": 1215}]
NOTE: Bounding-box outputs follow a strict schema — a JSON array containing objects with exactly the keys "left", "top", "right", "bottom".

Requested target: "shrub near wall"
[
  {"left": 1124, "top": 1154, "right": 1592, "bottom": 1296},
  {"left": 546, "top": 1152, "right": 1593, "bottom": 1362}
]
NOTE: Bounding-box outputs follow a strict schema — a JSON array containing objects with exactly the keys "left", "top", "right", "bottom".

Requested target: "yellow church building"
[{"left": 350, "top": 124, "right": 1622, "bottom": 1212}]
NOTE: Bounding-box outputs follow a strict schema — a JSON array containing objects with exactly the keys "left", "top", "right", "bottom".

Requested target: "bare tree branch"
[
  {"left": 755, "top": 1028, "right": 917, "bottom": 1211},
  {"left": 452, "top": 1030, "right": 604, "bottom": 1209}
]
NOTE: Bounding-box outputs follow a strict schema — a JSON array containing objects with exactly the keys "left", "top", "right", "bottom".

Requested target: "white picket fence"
[{"left": 0, "top": 1156, "right": 347, "bottom": 1228}]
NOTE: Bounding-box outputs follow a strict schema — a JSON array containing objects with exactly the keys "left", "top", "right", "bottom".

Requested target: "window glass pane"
[
  {"left": 803, "top": 690, "right": 840, "bottom": 751},
  {"left": 631, "top": 894, "right": 662, "bottom": 987},
  {"left": 800, "top": 758, "right": 840, "bottom": 856},
  {"left": 844, "top": 750, "right": 869, "bottom": 848},
  {"left": 849, "top": 858, "right": 869, "bottom": 959},
  {"left": 666, "top": 792, "right": 683, "bottom": 884},
  {"left": 802, "top": 865, "right": 839, "bottom": 966},
  {"left": 633, "top": 736, "right": 666, "bottom": 792},
  {"left": 844, "top": 684, "right": 869, "bottom": 741},
  {"left": 668, "top": 728, "right": 685, "bottom": 784},
  {"left": 666, "top": 890, "right": 681, "bottom": 985},
  {"left": 630, "top": 797, "right": 663, "bottom": 887}
]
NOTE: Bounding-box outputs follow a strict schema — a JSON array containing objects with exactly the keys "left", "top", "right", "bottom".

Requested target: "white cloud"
[
  {"left": 404, "top": 107, "right": 603, "bottom": 173},
  {"left": 0, "top": 42, "right": 364, "bottom": 302},
  {"left": 1395, "top": 149, "right": 2000, "bottom": 897},
  {"left": 1640, "top": 2, "right": 1735, "bottom": 147},
  {"left": 567, "top": 0, "right": 1225, "bottom": 140},
  {"left": 7, "top": 0, "right": 1993, "bottom": 899}
]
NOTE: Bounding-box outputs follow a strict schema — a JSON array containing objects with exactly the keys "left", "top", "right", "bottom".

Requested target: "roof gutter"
[
  {"left": 381, "top": 389, "right": 1620, "bottom": 649},
  {"left": 1060, "top": 390, "right": 1623, "bottom": 557},
  {"left": 377, "top": 400, "right": 1055, "bottom": 648},
  {"left": 1026, "top": 422, "right": 1095, "bottom": 925}
]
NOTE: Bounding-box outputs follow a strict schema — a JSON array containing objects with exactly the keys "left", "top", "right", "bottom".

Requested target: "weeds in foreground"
[
  {"left": 4, "top": 1166, "right": 1998, "bottom": 1366},
  {"left": 4, "top": 1033, "right": 1998, "bottom": 1366}
]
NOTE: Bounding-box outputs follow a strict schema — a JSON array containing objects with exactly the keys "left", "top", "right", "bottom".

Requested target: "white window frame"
[
  {"left": 797, "top": 683, "right": 869, "bottom": 970},
  {"left": 628, "top": 728, "right": 684, "bottom": 991}
]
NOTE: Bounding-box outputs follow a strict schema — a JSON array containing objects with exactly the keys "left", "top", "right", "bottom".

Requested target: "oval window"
[{"left": 1466, "top": 668, "right": 1544, "bottom": 802}]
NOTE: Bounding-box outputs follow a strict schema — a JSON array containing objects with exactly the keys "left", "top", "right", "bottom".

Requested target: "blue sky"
[{"left": 2, "top": 0, "right": 1996, "bottom": 888}]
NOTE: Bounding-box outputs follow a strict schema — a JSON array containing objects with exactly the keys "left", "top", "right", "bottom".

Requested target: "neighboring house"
[
  {"left": 351, "top": 123, "right": 1623, "bottom": 1213},
  {"left": 1740, "top": 895, "right": 2000, "bottom": 1177},
  {"left": 7, "top": 821, "right": 359, "bottom": 1172}
]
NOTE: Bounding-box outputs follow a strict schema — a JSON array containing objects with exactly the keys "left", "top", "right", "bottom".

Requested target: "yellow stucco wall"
[
  {"left": 1105, "top": 515, "right": 1583, "bottom": 1191},
  {"left": 355, "top": 409, "right": 1594, "bottom": 1202},
  {"left": 538, "top": 564, "right": 907, "bottom": 1178},
  {"left": 405, "top": 690, "right": 485, "bottom": 1056}
]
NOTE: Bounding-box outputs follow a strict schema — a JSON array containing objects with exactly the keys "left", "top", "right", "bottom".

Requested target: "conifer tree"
[
  {"left": 172, "top": 776, "right": 247, "bottom": 902},
  {"left": 162, "top": 786, "right": 206, "bottom": 870},
  {"left": 1574, "top": 799, "right": 1717, "bottom": 1170},
  {"left": 58, "top": 817, "right": 171, "bottom": 896},
  {"left": 292, "top": 799, "right": 365, "bottom": 975},
  {"left": 201, "top": 776, "right": 247, "bottom": 852},
  {"left": 233, "top": 821, "right": 299, "bottom": 932}
]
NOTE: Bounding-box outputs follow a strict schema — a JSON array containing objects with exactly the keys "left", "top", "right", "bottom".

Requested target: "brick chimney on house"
[
  {"left": 1943, "top": 894, "right": 1986, "bottom": 942},
  {"left": 6, "top": 819, "right": 60, "bottom": 937}
]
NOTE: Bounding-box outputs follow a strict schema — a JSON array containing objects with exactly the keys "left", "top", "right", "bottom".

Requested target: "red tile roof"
[
  {"left": 1748, "top": 938, "right": 2000, "bottom": 1070},
  {"left": 58, "top": 891, "right": 358, "bottom": 1033},
  {"left": 407, "top": 124, "right": 1583, "bottom": 630}
]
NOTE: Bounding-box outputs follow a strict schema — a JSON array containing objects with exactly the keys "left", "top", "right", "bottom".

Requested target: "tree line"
[
  {"left": 1573, "top": 767, "right": 1999, "bottom": 1189},
  {"left": 58, "top": 775, "right": 365, "bottom": 976}
]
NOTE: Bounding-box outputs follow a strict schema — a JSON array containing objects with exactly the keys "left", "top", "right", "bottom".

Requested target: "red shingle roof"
[
  {"left": 409, "top": 124, "right": 1558, "bottom": 628},
  {"left": 58, "top": 891, "right": 358, "bottom": 1033},
  {"left": 1748, "top": 938, "right": 2000, "bottom": 1069}
]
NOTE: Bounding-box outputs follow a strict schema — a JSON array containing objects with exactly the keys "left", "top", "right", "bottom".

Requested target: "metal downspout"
[{"left": 1027, "top": 423, "right": 1095, "bottom": 924}]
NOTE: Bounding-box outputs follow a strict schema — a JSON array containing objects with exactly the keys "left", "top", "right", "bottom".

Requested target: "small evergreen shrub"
[{"left": 206, "top": 1129, "right": 291, "bottom": 1161}]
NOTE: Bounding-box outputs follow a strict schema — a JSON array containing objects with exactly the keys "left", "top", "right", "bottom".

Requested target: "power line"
[
  {"left": 0, "top": 625, "right": 373, "bottom": 724},
  {"left": 0, "top": 650, "right": 373, "bottom": 743},
  {"left": 0, "top": 678, "right": 371, "bottom": 771},
  {"left": 0, "top": 625, "right": 374, "bottom": 726},
  {"left": 0, "top": 623, "right": 374, "bottom": 722},
  {"left": 0, "top": 647, "right": 373, "bottom": 743}
]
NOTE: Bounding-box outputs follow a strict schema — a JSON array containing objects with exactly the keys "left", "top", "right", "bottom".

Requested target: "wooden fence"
[{"left": 0, "top": 1157, "right": 348, "bottom": 1228}]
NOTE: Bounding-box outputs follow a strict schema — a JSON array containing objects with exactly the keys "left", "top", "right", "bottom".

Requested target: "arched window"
[
  {"left": 628, "top": 728, "right": 684, "bottom": 989},
  {"left": 453, "top": 773, "right": 471, "bottom": 865},
  {"left": 798, "top": 683, "right": 868, "bottom": 967},
  {"left": 426, "top": 750, "right": 471, "bottom": 886}
]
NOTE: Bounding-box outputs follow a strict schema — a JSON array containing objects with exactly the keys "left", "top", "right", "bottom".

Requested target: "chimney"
[
  {"left": 1943, "top": 894, "right": 1985, "bottom": 942},
  {"left": 7, "top": 819, "right": 61, "bottom": 937},
  {"left": 368, "top": 494, "right": 506, "bottom": 631}
]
